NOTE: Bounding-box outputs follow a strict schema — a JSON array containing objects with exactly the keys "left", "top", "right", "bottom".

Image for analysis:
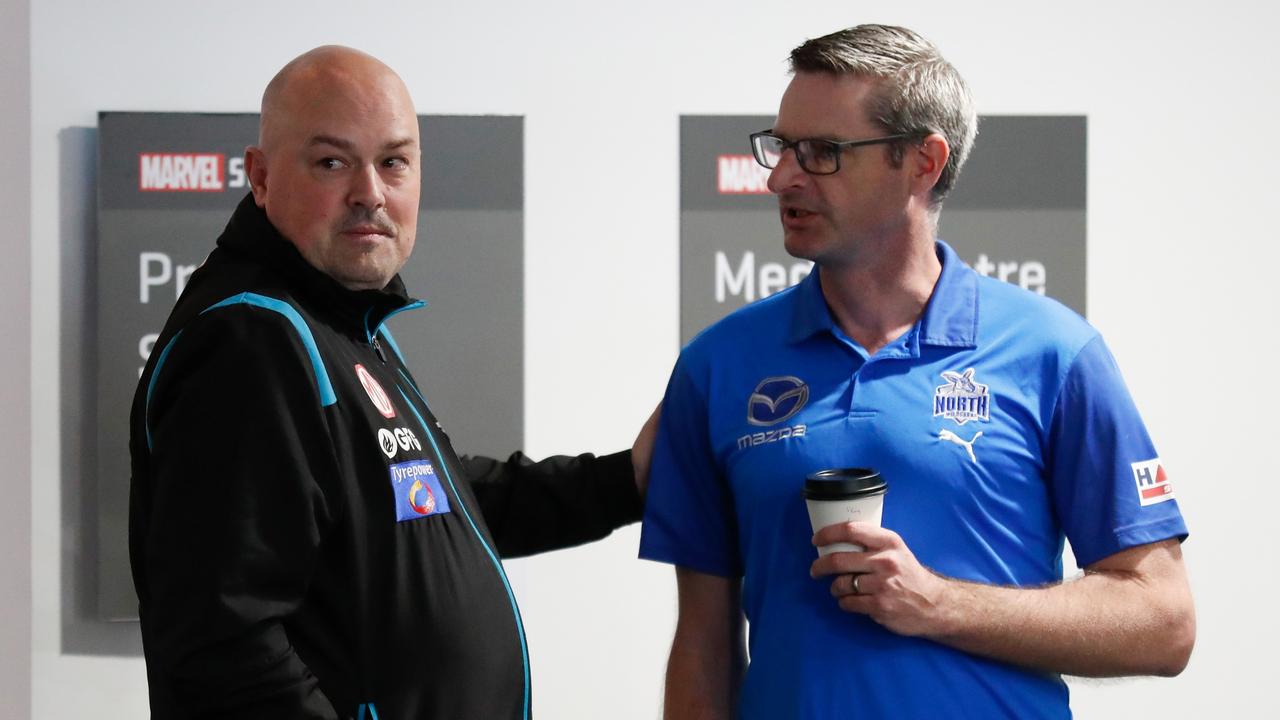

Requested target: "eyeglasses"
[{"left": 749, "top": 130, "right": 911, "bottom": 175}]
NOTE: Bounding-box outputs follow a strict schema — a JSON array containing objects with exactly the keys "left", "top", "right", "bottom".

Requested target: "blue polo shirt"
[{"left": 639, "top": 241, "right": 1187, "bottom": 719}]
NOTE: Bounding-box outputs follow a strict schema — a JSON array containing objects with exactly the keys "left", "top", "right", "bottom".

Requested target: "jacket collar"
[{"left": 216, "top": 193, "right": 418, "bottom": 336}]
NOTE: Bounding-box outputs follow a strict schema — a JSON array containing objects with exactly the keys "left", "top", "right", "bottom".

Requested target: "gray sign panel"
[
  {"left": 679, "top": 115, "right": 1086, "bottom": 344},
  {"left": 96, "top": 113, "right": 524, "bottom": 620}
]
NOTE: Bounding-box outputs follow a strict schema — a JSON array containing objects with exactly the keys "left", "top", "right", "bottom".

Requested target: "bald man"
[{"left": 129, "top": 46, "right": 645, "bottom": 719}]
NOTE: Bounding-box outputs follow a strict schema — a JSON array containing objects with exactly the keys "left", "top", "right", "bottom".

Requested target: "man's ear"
[
  {"left": 910, "top": 133, "right": 949, "bottom": 199},
  {"left": 244, "top": 146, "right": 269, "bottom": 207}
]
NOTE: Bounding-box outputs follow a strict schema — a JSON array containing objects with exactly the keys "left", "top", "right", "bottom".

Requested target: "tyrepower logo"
[
  {"left": 139, "top": 153, "right": 226, "bottom": 192},
  {"left": 717, "top": 154, "right": 772, "bottom": 195}
]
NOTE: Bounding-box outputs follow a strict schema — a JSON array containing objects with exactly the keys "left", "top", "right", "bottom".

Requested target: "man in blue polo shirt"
[{"left": 639, "top": 24, "right": 1195, "bottom": 719}]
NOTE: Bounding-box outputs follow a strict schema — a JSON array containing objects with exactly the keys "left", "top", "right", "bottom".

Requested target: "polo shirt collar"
[
  {"left": 787, "top": 239, "right": 979, "bottom": 349},
  {"left": 918, "top": 240, "right": 979, "bottom": 348},
  {"left": 787, "top": 263, "right": 837, "bottom": 344}
]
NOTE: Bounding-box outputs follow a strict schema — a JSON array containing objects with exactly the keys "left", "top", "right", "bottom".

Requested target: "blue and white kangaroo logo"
[
  {"left": 933, "top": 367, "right": 990, "bottom": 425},
  {"left": 941, "top": 369, "right": 979, "bottom": 393}
]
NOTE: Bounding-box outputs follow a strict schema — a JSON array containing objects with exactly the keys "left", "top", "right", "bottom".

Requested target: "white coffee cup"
[{"left": 803, "top": 468, "right": 887, "bottom": 556}]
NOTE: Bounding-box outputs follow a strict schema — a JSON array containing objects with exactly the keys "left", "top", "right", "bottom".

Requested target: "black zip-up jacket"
[{"left": 129, "top": 195, "right": 641, "bottom": 719}]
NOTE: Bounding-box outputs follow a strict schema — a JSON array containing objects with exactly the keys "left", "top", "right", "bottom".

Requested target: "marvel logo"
[
  {"left": 717, "top": 154, "right": 772, "bottom": 195},
  {"left": 139, "top": 153, "right": 225, "bottom": 192}
]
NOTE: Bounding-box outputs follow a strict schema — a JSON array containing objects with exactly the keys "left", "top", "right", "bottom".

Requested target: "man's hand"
[
  {"left": 631, "top": 403, "right": 661, "bottom": 497},
  {"left": 809, "top": 522, "right": 953, "bottom": 637},
  {"left": 809, "top": 523, "right": 1195, "bottom": 677}
]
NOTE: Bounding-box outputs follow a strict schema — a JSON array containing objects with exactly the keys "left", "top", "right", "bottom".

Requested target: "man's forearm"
[
  {"left": 665, "top": 568, "right": 747, "bottom": 720},
  {"left": 463, "top": 450, "right": 641, "bottom": 557},
  {"left": 664, "top": 634, "right": 742, "bottom": 720},
  {"left": 814, "top": 526, "right": 1195, "bottom": 678},
  {"left": 926, "top": 547, "right": 1195, "bottom": 676}
]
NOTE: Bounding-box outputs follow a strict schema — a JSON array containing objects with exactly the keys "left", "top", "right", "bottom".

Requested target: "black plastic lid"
[{"left": 802, "top": 467, "right": 886, "bottom": 500}]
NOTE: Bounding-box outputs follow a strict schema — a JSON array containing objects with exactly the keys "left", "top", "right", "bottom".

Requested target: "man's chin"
[
  {"left": 323, "top": 251, "right": 407, "bottom": 291},
  {"left": 334, "top": 277, "right": 389, "bottom": 292},
  {"left": 329, "top": 264, "right": 396, "bottom": 292},
  {"left": 782, "top": 232, "right": 823, "bottom": 263}
]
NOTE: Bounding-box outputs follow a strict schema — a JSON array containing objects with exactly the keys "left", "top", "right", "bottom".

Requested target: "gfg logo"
[
  {"left": 377, "top": 427, "right": 422, "bottom": 458},
  {"left": 747, "top": 376, "right": 809, "bottom": 426}
]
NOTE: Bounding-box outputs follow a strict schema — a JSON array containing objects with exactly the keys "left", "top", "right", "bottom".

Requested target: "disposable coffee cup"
[{"left": 803, "top": 468, "right": 887, "bottom": 556}]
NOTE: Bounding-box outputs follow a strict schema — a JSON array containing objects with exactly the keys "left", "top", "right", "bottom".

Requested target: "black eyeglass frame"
[{"left": 749, "top": 129, "right": 913, "bottom": 175}]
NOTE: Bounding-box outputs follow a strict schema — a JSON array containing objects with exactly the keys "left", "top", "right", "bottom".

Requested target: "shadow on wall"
[{"left": 60, "top": 126, "right": 143, "bottom": 656}]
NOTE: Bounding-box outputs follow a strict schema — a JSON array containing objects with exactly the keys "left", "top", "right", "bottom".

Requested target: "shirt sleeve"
[
  {"left": 1046, "top": 334, "right": 1189, "bottom": 568},
  {"left": 639, "top": 353, "right": 743, "bottom": 578},
  {"left": 135, "top": 308, "right": 341, "bottom": 719},
  {"left": 462, "top": 449, "right": 642, "bottom": 558}
]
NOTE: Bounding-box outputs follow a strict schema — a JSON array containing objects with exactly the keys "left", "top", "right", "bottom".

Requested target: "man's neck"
[{"left": 817, "top": 231, "right": 942, "bottom": 357}]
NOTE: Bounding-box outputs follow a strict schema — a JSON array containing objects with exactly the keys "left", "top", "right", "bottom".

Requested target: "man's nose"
[
  {"left": 348, "top": 164, "right": 387, "bottom": 209},
  {"left": 766, "top": 148, "right": 806, "bottom": 194}
]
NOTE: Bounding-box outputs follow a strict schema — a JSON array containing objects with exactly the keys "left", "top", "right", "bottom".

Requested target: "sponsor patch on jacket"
[
  {"left": 355, "top": 363, "right": 396, "bottom": 419},
  {"left": 378, "top": 427, "right": 422, "bottom": 458},
  {"left": 1131, "top": 458, "right": 1174, "bottom": 506},
  {"left": 389, "top": 459, "right": 451, "bottom": 521}
]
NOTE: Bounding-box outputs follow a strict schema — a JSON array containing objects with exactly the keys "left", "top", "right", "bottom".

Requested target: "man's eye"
[
  {"left": 317, "top": 157, "right": 344, "bottom": 170},
  {"left": 760, "top": 137, "right": 786, "bottom": 155},
  {"left": 807, "top": 142, "right": 838, "bottom": 162},
  {"left": 383, "top": 157, "right": 409, "bottom": 170}
]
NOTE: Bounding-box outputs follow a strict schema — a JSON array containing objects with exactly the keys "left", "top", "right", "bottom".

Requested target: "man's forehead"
[
  {"left": 305, "top": 133, "right": 420, "bottom": 151},
  {"left": 774, "top": 72, "right": 877, "bottom": 138},
  {"left": 270, "top": 90, "right": 419, "bottom": 152},
  {"left": 287, "top": 78, "right": 415, "bottom": 121}
]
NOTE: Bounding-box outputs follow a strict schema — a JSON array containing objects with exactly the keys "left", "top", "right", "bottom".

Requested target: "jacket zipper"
[{"left": 393, "top": 372, "right": 532, "bottom": 719}]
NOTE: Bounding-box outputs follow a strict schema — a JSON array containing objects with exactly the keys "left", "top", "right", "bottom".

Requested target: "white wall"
[
  {"left": 27, "top": 1, "right": 1280, "bottom": 718},
  {"left": 2, "top": 0, "right": 31, "bottom": 717}
]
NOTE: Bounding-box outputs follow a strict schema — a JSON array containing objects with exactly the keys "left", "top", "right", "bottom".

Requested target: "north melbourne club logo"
[
  {"left": 747, "top": 376, "right": 809, "bottom": 426},
  {"left": 933, "top": 368, "right": 990, "bottom": 425}
]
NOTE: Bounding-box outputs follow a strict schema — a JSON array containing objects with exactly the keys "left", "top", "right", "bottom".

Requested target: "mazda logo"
[{"left": 747, "top": 376, "right": 809, "bottom": 426}]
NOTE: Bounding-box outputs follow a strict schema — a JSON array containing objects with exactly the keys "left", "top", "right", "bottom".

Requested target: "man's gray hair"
[{"left": 789, "top": 24, "right": 977, "bottom": 205}]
